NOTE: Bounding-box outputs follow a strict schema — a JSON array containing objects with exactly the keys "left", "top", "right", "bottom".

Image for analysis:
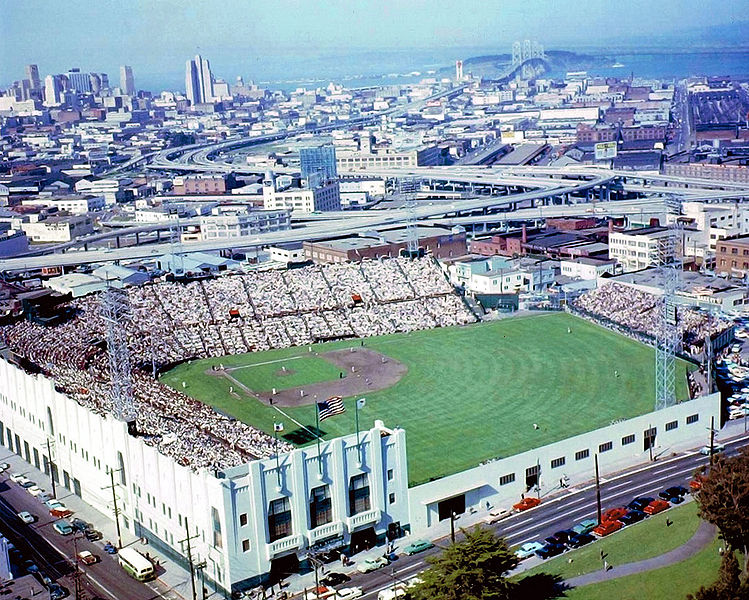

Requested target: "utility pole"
[
  {"left": 450, "top": 511, "right": 457, "bottom": 544},
  {"left": 179, "top": 519, "right": 200, "bottom": 600},
  {"left": 102, "top": 467, "right": 123, "bottom": 549},
  {"left": 46, "top": 438, "right": 57, "bottom": 499},
  {"left": 709, "top": 416, "right": 716, "bottom": 466},
  {"left": 72, "top": 532, "right": 84, "bottom": 600},
  {"left": 594, "top": 454, "right": 602, "bottom": 526}
]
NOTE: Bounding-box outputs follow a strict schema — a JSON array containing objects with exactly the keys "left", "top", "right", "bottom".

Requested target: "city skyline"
[{"left": 2, "top": 0, "right": 748, "bottom": 90}]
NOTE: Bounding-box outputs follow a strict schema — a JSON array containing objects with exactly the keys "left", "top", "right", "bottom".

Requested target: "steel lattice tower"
[
  {"left": 654, "top": 223, "right": 682, "bottom": 411},
  {"left": 101, "top": 286, "right": 136, "bottom": 421},
  {"left": 404, "top": 201, "right": 419, "bottom": 256}
]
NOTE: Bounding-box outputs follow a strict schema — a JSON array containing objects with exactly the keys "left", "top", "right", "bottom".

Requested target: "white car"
[
  {"left": 17, "top": 511, "right": 35, "bottom": 524},
  {"left": 9, "top": 472, "right": 24, "bottom": 483},
  {"left": 700, "top": 444, "right": 726, "bottom": 455},
  {"left": 0, "top": 463, "right": 10, "bottom": 473},
  {"left": 483, "top": 508, "right": 512, "bottom": 524},
  {"left": 26, "top": 485, "right": 45, "bottom": 497},
  {"left": 336, "top": 588, "right": 363, "bottom": 599},
  {"left": 356, "top": 556, "right": 389, "bottom": 573}
]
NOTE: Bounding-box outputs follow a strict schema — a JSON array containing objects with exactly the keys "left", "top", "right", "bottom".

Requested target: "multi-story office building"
[
  {"left": 43, "top": 75, "right": 63, "bottom": 107},
  {"left": 66, "top": 69, "right": 92, "bottom": 93},
  {"left": 198, "top": 209, "right": 291, "bottom": 241},
  {"left": 609, "top": 226, "right": 676, "bottom": 272},
  {"left": 120, "top": 65, "right": 135, "bottom": 96},
  {"left": 716, "top": 235, "right": 749, "bottom": 277},
  {"left": 25, "top": 64, "right": 41, "bottom": 91},
  {"left": 185, "top": 55, "right": 214, "bottom": 105},
  {"left": 263, "top": 181, "right": 340, "bottom": 214},
  {"left": 300, "top": 145, "right": 338, "bottom": 182}
]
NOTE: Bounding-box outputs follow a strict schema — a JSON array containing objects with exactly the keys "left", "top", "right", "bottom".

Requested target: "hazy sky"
[{"left": 2, "top": 0, "right": 747, "bottom": 88}]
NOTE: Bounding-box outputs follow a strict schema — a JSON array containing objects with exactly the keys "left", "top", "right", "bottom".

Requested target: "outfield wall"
[{"left": 407, "top": 392, "right": 721, "bottom": 534}]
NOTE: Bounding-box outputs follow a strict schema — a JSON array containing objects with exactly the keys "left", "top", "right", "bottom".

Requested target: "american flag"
[{"left": 317, "top": 396, "right": 345, "bottom": 421}]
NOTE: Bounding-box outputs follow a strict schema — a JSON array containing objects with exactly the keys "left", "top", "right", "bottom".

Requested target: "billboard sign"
[{"left": 594, "top": 141, "right": 618, "bottom": 160}]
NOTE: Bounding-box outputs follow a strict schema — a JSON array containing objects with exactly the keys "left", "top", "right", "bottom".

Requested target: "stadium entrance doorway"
[
  {"left": 437, "top": 495, "right": 465, "bottom": 521},
  {"left": 643, "top": 427, "right": 657, "bottom": 453},
  {"left": 269, "top": 553, "right": 299, "bottom": 584},
  {"left": 350, "top": 527, "right": 377, "bottom": 554}
]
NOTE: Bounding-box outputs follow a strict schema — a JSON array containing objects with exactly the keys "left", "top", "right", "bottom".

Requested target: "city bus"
[{"left": 118, "top": 547, "right": 155, "bottom": 581}]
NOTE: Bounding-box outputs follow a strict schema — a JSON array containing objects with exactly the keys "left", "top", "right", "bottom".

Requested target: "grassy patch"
[
  {"left": 564, "top": 535, "right": 724, "bottom": 600},
  {"left": 163, "top": 313, "right": 691, "bottom": 485},
  {"left": 227, "top": 355, "right": 343, "bottom": 392},
  {"left": 519, "top": 501, "right": 701, "bottom": 581}
]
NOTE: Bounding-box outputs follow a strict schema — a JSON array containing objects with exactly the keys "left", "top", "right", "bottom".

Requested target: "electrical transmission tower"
[
  {"left": 101, "top": 286, "right": 136, "bottom": 422},
  {"left": 397, "top": 177, "right": 421, "bottom": 257},
  {"left": 654, "top": 222, "right": 682, "bottom": 411}
]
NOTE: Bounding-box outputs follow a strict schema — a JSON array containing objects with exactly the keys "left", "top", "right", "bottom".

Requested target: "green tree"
[
  {"left": 695, "top": 447, "right": 749, "bottom": 577},
  {"left": 686, "top": 551, "right": 746, "bottom": 600},
  {"left": 408, "top": 526, "right": 563, "bottom": 600}
]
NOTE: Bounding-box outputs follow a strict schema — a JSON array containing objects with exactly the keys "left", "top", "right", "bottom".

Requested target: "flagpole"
[
  {"left": 316, "top": 403, "right": 323, "bottom": 476},
  {"left": 274, "top": 425, "right": 281, "bottom": 488},
  {"left": 355, "top": 399, "right": 362, "bottom": 465}
]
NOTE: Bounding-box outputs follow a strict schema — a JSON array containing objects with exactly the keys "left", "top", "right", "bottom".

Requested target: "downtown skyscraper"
[
  {"left": 185, "top": 54, "right": 213, "bottom": 105},
  {"left": 120, "top": 65, "right": 135, "bottom": 95}
]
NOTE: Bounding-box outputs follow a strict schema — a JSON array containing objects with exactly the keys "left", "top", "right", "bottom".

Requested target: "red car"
[
  {"left": 512, "top": 497, "right": 541, "bottom": 512},
  {"left": 49, "top": 508, "right": 73, "bottom": 519},
  {"left": 643, "top": 499, "right": 670, "bottom": 515},
  {"left": 592, "top": 520, "right": 623, "bottom": 537},
  {"left": 601, "top": 507, "right": 627, "bottom": 523}
]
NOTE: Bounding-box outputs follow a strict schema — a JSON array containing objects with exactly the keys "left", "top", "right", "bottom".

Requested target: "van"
[
  {"left": 53, "top": 520, "right": 74, "bottom": 535},
  {"left": 377, "top": 586, "right": 407, "bottom": 600}
]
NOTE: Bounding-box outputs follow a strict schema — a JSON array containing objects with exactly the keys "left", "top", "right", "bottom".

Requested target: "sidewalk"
[
  {"left": 565, "top": 520, "right": 717, "bottom": 587},
  {"left": 0, "top": 448, "right": 198, "bottom": 599}
]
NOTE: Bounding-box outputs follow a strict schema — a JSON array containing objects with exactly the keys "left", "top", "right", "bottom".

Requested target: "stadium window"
[
  {"left": 575, "top": 449, "right": 590, "bottom": 461},
  {"left": 551, "top": 457, "right": 566, "bottom": 469},
  {"left": 686, "top": 414, "right": 699, "bottom": 425},
  {"left": 499, "top": 473, "right": 515, "bottom": 486},
  {"left": 665, "top": 420, "right": 678, "bottom": 431},
  {"left": 622, "top": 434, "right": 636, "bottom": 446},
  {"left": 387, "top": 469, "right": 394, "bottom": 481},
  {"left": 348, "top": 474, "right": 371, "bottom": 516},
  {"left": 239, "top": 513, "right": 248, "bottom": 527},
  {"left": 268, "top": 497, "right": 292, "bottom": 542},
  {"left": 242, "top": 539, "right": 250, "bottom": 553},
  {"left": 599, "top": 441, "right": 613, "bottom": 453},
  {"left": 389, "top": 493, "right": 396, "bottom": 504},
  {"left": 310, "top": 485, "right": 332, "bottom": 529}
]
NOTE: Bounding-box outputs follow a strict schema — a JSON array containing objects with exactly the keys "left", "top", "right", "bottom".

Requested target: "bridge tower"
[
  {"left": 512, "top": 42, "right": 522, "bottom": 68},
  {"left": 101, "top": 286, "right": 136, "bottom": 422}
]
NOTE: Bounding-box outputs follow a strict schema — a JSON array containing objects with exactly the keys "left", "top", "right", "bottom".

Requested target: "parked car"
[
  {"left": 592, "top": 520, "right": 623, "bottom": 537},
  {"left": 659, "top": 486, "right": 688, "bottom": 500},
  {"left": 50, "top": 508, "right": 73, "bottom": 519},
  {"left": 103, "top": 542, "right": 117, "bottom": 554},
  {"left": 627, "top": 497, "right": 654, "bottom": 512},
  {"left": 571, "top": 518, "right": 598, "bottom": 536},
  {"left": 619, "top": 510, "right": 647, "bottom": 526},
  {"left": 512, "top": 497, "right": 541, "bottom": 512},
  {"left": 336, "top": 588, "right": 363, "bottom": 600},
  {"left": 546, "top": 530, "right": 575, "bottom": 545},
  {"left": 535, "top": 543, "right": 566, "bottom": 559},
  {"left": 600, "top": 507, "right": 627, "bottom": 523},
  {"left": 37, "top": 493, "right": 53, "bottom": 503},
  {"left": 356, "top": 556, "right": 389, "bottom": 573},
  {"left": 17, "top": 511, "right": 35, "bottom": 524},
  {"left": 85, "top": 529, "right": 103, "bottom": 542},
  {"left": 483, "top": 508, "right": 512, "bottom": 524},
  {"left": 318, "top": 549, "right": 342, "bottom": 563},
  {"left": 26, "top": 485, "right": 44, "bottom": 497},
  {"left": 18, "top": 478, "right": 35, "bottom": 489},
  {"left": 71, "top": 518, "right": 90, "bottom": 532},
  {"left": 515, "top": 541, "right": 544, "bottom": 560},
  {"left": 48, "top": 583, "right": 69, "bottom": 600},
  {"left": 669, "top": 494, "right": 685, "bottom": 504},
  {"left": 53, "top": 520, "right": 74, "bottom": 536},
  {"left": 700, "top": 444, "right": 725, "bottom": 456},
  {"left": 643, "top": 500, "right": 670, "bottom": 515},
  {"left": 567, "top": 533, "right": 595, "bottom": 548},
  {"left": 9, "top": 472, "right": 25, "bottom": 483},
  {"left": 0, "top": 463, "right": 10, "bottom": 473},
  {"left": 403, "top": 540, "right": 434, "bottom": 555},
  {"left": 320, "top": 572, "right": 350, "bottom": 587},
  {"left": 78, "top": 551, "right": 99, "bottom": 565}
]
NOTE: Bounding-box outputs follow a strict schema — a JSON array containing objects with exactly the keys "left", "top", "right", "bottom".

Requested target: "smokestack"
[{"left": 522, "top": 224, "right": 527, "bottom": 244}]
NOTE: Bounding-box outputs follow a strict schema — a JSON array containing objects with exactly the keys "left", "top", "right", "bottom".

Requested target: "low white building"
[
  {"left": 560, "top": 257, "right": 618, "bottom": 280},
  {"left": 199, "top": 209, "right": 291, "bottom": 241},
  {"left": 22, "top": 195, "right": 105, "bottom": 215},
  {"left": 20, "top": 215, "right": 94, "bottom": 243},
  {"left": 263, "top": 181, "right": 340, "bottom": 214},
  {"left": 448, "top": 256, "right": 556, "bottom": 294},
  {"left": 43, "top": 273, "right": 107, "bottom": 297}
]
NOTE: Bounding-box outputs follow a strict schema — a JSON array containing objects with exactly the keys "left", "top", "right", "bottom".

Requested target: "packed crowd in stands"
[
  {"left": 0, "top": 257, "right": 474, "bottom": 471},
  {"left": 573, "top": 282, "right": 732, "bottom": 354}
]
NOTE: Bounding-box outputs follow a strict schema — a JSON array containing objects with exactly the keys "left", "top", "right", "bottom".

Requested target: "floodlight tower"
[
  {"left": 101, "top": 286, "right": 136, "bottom": 422},
  {"left": 654, "top": 216, "right": 683, "bottom": 411}
]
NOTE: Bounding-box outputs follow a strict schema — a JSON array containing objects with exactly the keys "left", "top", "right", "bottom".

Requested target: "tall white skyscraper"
[
  {"left": 43, "top": 75, "right": 62, "bottom": 106},
  {"left": 120, "top": 65, "right": 135, "bottom": 95},
  {"left": 25, "top": 64, "right": 41, "bottom": 90},
  {"left": 185, "top": 54, "right": 214, "bottom": 105}
]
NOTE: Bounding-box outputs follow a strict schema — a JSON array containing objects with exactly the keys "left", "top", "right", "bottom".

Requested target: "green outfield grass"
[{"left": 162, "top": 312, "right": 692, "bottom": 485}]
